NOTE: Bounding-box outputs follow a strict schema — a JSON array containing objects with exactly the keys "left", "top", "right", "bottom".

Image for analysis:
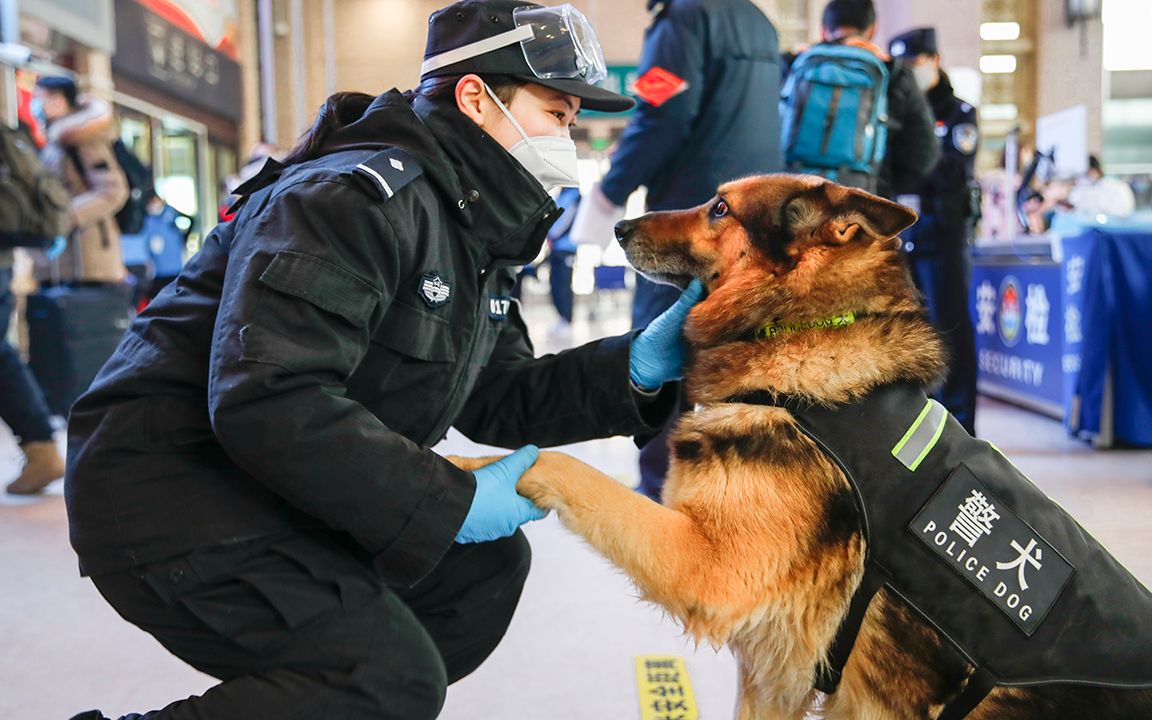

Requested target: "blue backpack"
[{"left": 780, "top": 43, "right": 890, "bottom": 190}]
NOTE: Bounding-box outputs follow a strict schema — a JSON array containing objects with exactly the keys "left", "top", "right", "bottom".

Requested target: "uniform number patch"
[
  {"left": 488, "top": 295, "right": 512, "bottom": 321},
  {"left": 909, "top": 464, "right": 1074, "bottom": 636}
]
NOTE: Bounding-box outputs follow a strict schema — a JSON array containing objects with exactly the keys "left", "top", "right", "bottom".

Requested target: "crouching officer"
[
  {"left": 889, "top": 27, "right": 979, "bottom": 435},
  {"left": 64, "top": 3, "right": 699, "bottom": 719}
]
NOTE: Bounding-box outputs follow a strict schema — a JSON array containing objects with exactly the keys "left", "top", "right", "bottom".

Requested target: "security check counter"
[{"left": 969, "top": 217, "right": 1152, "bottom": 448}]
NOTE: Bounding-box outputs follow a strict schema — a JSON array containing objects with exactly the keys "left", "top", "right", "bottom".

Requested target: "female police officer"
[{"left": 65, "top": 2, "right": 701, "bottom": 718}]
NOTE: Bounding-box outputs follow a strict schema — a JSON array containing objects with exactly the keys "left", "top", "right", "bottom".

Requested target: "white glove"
[{"left": 570, "top": 183, "right": 627, "bottom": 249}]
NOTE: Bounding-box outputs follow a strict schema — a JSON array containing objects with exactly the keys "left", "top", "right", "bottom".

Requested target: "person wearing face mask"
[
  {"left": 29, "top": 76, "right": 129, "bottom": 283},
  {"left": 63, "top": 3, "right": 700, "bottom": 719},
  {"left": 888, "top": 26, "right": 979, "bottom": 436}
]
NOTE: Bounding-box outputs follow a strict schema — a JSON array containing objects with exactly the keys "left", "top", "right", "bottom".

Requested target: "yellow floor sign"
[{"left": 634, "top": 655, "right": 700, "bottom": 720}]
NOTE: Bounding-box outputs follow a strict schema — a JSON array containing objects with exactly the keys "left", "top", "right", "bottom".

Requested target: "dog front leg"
[
  {"left": 443, "top": 455, "right": 496, "bottom": 473},
  {"left": 516, "top": 451, "right": 719, "bottom": 615},
  {"left": 737, "top": 693, "right": 808, "bottom": 720},
  {"left": 735, "top": 660, "right": 814, "bottom": 720}
]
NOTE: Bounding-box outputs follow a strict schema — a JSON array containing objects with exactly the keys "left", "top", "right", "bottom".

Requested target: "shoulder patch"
[
  {"left": 351, "top": 148, "right": 423, "bottom": 201},
  {"left": 952, "top": 123, "right": 979, "bottom": 155}
]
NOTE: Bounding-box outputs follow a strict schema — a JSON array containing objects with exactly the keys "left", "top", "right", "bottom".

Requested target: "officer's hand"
[
  {"left": 629, "top": 279, "right": 706, "bottom": 391},
  {"left": 456, "top": 446, "right": 549, "bottom": 544},
  {"left": 46, "top": 235, "right": 67, "bottom": 261}
]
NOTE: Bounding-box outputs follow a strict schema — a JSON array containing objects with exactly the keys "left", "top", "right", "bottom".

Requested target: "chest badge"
[{"left": 418, "top": 272, "right": 452, "bottom": 308}]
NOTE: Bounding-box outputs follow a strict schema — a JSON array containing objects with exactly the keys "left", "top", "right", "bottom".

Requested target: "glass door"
[{"left": 156, "top": 121, "right": 202, "bottom": 251}]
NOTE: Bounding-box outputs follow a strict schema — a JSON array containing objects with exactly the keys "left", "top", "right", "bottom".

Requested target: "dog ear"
[
  {"left": 834, "top": 188, "right": 919, "bottom": 241},
  {"left": 743, "top": 186, "right": 826, "bottom": 261}
]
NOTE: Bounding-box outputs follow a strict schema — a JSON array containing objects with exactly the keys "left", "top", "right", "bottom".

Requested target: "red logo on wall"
[{"left": 633, "top": 67, "right": 688, "bottom": 108}]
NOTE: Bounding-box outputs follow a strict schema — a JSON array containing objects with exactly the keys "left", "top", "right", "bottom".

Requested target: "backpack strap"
[{"left": 64, "top": 144, "right": 89, "bottom": 191}]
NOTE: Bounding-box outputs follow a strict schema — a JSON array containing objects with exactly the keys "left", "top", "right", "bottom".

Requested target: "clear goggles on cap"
[{"left": 420, "top": 4, "right": 608, "bottom": 86}]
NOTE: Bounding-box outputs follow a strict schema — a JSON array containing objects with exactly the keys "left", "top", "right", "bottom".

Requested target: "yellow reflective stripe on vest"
[{"left": 891, "top": 399, "right": 948, "bottom": 471}]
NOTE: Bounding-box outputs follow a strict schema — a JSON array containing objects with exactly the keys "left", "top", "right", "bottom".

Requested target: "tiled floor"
[{"left": 1, "top": 290, "right": 1150, "bottom": 719}]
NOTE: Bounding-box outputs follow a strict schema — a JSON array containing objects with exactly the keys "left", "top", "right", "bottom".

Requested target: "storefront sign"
[
  {"left": 972, "top": 261, "right": 1066, "bottom": 414},
  {"left": 112, "top": 0, "right": 241, "bottom": 120},
  {"left": 135, "top": 0, "right": 239, "bottom": 59},
  {"left": 18, "top": 0, "right": 115, "bottom": 53}
]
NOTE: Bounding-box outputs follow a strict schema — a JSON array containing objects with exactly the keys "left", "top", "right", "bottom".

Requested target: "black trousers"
[
  {"left": 908, "top": 249, "right": 978, "bottom": 435},
  {"left": 88, "top": 530, "right": 531, "bottom": 720}
]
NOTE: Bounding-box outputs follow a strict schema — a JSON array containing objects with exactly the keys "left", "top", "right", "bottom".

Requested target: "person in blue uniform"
[
  {"left": 575, "top": 0, "right": 783, "bottom": 500},
  {"left": 64, "top": 3, "right": 701, "bottom": 719},
  {"left": 889, "top": 27, "right": 980, "bottom": 435},
  {"left": 141, "top": 192, "right": 195, "bottom": 300},
  {"left": 546, "top": 185, "right": 580, "bottom": 331}
]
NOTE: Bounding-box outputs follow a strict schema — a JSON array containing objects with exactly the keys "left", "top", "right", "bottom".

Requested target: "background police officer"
[
  {"left": 889, "top": 27, "right": 979, "bottom": 435},
  {"left": 572, "top": 0, "right": 784, "bottom": 500}
]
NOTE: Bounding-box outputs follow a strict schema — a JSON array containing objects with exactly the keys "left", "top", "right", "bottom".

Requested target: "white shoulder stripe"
[{"left": 356, "top": 163, "right": 394, "bottom": 198}]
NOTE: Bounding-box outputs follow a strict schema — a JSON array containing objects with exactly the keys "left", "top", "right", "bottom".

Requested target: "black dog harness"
[{"left": 728, "top": 382, "right": 1152, "bottom": 719}]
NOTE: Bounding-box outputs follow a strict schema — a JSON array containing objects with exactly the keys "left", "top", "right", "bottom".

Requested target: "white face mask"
[
  {"left": 912, "top": 63, "right": 940, "bottom": 92},
  {"left": 483, "top": 83, "right": 580, "bottom": 193}
]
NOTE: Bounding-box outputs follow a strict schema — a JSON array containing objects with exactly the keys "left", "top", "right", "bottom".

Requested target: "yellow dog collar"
[{"left": 758, "top": 312, "right": 857, "bottom": 338}]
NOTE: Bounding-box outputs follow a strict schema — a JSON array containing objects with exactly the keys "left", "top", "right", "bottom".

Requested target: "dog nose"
[{"left": 614, "top": 219, "right": 636, "bottom": 246}]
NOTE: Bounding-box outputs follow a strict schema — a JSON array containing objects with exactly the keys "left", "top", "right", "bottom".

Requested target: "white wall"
[{"left": 1035, "top": 0, "right": 1104, "bottom": 153}]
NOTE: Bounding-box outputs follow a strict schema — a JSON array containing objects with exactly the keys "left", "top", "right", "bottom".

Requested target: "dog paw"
[
  {"left": 443, "top": 455, "right": 499, "bottom": 473},
  {"left": 515, "top": 451, "right": 582, "bottom": 509}
]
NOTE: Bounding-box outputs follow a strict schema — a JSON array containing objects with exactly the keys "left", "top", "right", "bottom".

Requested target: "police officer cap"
[
  {"left": 889, "top": 27, "right": 938, "bottom": 59},
  {"left": 422, "top": 0, "right": 634, "bottom": 112}
]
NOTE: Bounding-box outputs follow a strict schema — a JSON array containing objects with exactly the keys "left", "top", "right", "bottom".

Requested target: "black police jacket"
[
  {"left": 759, "top": 383, "right": 1152, "bottom": 717},
  {"left": 65, "top": 91, "right": 676, "bottom": 581},
  {"left": 902, "top": 71, "right": 979, "bottom": 255},
  {"left": 600, "top": 0, "right": 783, "bottom": 211},
  {"left": 877, "top": 59, "right": 939, "bottom": 200}
]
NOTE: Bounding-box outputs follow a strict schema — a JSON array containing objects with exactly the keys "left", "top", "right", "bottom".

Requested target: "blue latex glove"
[
  {"left": 46, "top": 235, "right": 67, "bottom": 261},
  {"left": 456, "top": 445, "right": 548, "bottom": 544},
  {"left": 629, "top": 279, "right": 706, "bottom": 391}
]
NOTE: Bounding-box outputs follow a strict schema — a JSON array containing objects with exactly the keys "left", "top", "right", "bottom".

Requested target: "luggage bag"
[{"left": 26, "top": 283, "right": 132, "bottom": 416}]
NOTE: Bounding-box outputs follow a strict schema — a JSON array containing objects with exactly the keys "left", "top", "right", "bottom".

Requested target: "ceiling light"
[
  {"left": 980, "top": 22, "right": 1021, "bottom": 41},
  {"left": 980, "top": 55, "right": 1018, "bottom": 74}
]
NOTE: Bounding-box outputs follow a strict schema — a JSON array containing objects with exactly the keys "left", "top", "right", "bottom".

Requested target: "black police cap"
[
  {"left": 422, "top": 0, "right": 633, "bottom": 112},
  {"left": 889, "top": 27, "right": 938, "bottom": 59}
]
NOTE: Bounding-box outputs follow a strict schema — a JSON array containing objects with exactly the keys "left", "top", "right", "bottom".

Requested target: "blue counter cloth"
[{"left": 1069, "top": 227, "right": 1152, "bottom": 446}]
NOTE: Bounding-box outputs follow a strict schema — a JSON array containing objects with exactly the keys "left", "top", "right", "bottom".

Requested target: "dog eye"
[{"left": 712, "top": 200, "right": 729, "bottom": 218}]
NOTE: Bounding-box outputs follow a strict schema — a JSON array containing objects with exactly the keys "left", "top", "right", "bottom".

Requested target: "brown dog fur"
[{"left": 448, "top": 174, "right": 1152, "bottom": 719}]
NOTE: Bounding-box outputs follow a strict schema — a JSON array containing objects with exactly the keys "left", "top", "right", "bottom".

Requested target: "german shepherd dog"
[{"left": 451, "top": 175, "right": 1152, "bottom": 719}]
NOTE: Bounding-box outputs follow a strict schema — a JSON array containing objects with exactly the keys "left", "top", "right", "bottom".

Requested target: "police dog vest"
[{"left": 729, "top": 383, "right": 1152, "bottom": 719}]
